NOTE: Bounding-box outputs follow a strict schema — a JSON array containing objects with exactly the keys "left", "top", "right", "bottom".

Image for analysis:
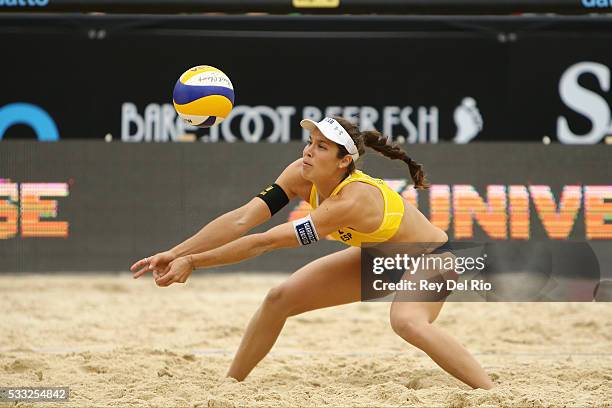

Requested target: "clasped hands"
[{"left": 130, "top": 250, "right": 195, "bottom": 287}]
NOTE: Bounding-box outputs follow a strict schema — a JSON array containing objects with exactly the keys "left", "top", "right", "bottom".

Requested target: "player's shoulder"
[
  {"left": 275, "top": 158, "right": 311, "bottom": 200},
  {"left": 286, "top": 158, "right": 305, "bottom": 172},
  {"left": 336, "top": 177, "right": 379, "bottom": 202},
  {"left": 279, "top": 158, "right": 308, "bottom": 182}
]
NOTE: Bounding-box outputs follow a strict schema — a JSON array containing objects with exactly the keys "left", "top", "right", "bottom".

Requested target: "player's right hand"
[{"left": 131, "top": 250, "right": 177, "bottom": 279}]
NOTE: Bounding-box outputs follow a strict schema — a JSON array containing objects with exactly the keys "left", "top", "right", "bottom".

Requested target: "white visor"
[{"left": 300, "top": 117, "right": 359, "bottom": 162}]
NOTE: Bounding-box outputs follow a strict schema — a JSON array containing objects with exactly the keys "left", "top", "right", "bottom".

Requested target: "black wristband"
[{"left": 257, "top": 183, "right": 290, "bottom": 216}]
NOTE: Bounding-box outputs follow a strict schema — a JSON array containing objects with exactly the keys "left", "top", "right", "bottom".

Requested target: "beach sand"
[{"left": 1, "top": 273, "right": 611, "bottom": 407}]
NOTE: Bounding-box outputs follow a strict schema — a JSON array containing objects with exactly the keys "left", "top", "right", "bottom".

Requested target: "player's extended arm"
[
  {"left": 154, "top": 193, "right": 356, "bottom": 286},
  {"left": 170, "top": 198, "right": 271, "bottom": 257},
  {"left": 131, "top": 159, "right": 303, "bottom": 278},
  {"left": 170, "top": 159, "right": 304, "bottom": 256},
  {"left": 192, "top": 193, "right": 355, "bottom": 268}
]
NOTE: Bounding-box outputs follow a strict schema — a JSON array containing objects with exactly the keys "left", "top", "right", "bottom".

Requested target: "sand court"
[{"left": 1, "top": 273, "right": 611, "bottom": 407}]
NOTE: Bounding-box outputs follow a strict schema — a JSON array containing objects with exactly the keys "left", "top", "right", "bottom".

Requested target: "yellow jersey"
[{"left": 309, "top": 170, "right": 405, "bottom": 247}]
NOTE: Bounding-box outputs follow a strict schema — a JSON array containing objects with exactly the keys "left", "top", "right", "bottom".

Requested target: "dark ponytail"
[
  {"left": 333, "top": 117, "right": 430, "bottom": 190},
  {"left": 361, "top": 130, "right": 430, "bottom": 190}
]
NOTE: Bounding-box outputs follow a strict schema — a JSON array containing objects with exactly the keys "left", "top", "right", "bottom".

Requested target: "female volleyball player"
[{"left": 131, "top": 116, "right": 494, "bottom": 390}]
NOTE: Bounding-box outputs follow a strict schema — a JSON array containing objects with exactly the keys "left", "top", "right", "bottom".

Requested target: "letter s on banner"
[{"left": 557, "top": 62, "right": 611, "bottom": 144}]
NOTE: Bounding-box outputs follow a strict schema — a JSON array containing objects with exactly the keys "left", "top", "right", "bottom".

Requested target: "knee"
[
  {"left": 390, "top": 314, "right": 429, "bottom": 345},
  {"left": 261, "top": 285, "right": 293, "bottom": 316}
]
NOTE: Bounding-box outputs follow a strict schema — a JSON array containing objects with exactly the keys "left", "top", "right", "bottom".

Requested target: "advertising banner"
[
  {"left": 1, "top": 15, "right": 612, "bottom": 144},
  {"left": 0, "top": 142, "right": 610, "bottom": 275}
]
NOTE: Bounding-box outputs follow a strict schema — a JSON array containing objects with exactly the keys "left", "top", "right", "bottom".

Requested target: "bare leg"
[
  {"left": 226, "top": 301, "right": 287, "bottom": 381},
  {"left": 389, "top": 300, "right": 494, "bottom": 389},
  {"left": 227, "top": 247, "right": 380, "bottom": 381}
]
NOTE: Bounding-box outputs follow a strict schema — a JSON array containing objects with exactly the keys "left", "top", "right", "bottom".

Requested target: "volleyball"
[{"left": 172, "top": 65, "right": 234, "bottom": 128}]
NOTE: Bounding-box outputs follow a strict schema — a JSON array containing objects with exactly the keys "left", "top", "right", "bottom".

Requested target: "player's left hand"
[
  {"left": 131, "top": 250, "right": 176, "bottom": 279},
  {"left": 155, "top": 256, "right": 194, "bottom": 287}
]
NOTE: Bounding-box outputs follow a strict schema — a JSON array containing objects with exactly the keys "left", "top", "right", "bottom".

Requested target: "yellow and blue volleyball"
[{"left": 172, "top": 65, "right": 234, "bottom": 128}]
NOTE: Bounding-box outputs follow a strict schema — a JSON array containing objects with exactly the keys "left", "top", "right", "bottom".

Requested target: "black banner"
[
  {"left": 0, "top": 1, "right": 610, "bottom": 14},
  {"left": 0, "top": 142, "right": 610, "bottom": 273},
  {"left": 1, "top": 15, "right": 612, "bottom": 144}
]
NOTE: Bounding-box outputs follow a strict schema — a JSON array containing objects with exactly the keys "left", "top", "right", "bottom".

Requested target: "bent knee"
[
  {"left": 263, "top": 285, "right": 285, "bottom": 306},
  {"left": 262, "top": 285, "right": 295, "bottom": 315},
  {"left": 390, "top": 314, "right": 429, "bottom": 344}
]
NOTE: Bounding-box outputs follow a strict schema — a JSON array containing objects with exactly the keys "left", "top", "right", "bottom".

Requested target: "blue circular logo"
[{"left": 0, "top": 103, "right": 59, "bottom": 141}]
